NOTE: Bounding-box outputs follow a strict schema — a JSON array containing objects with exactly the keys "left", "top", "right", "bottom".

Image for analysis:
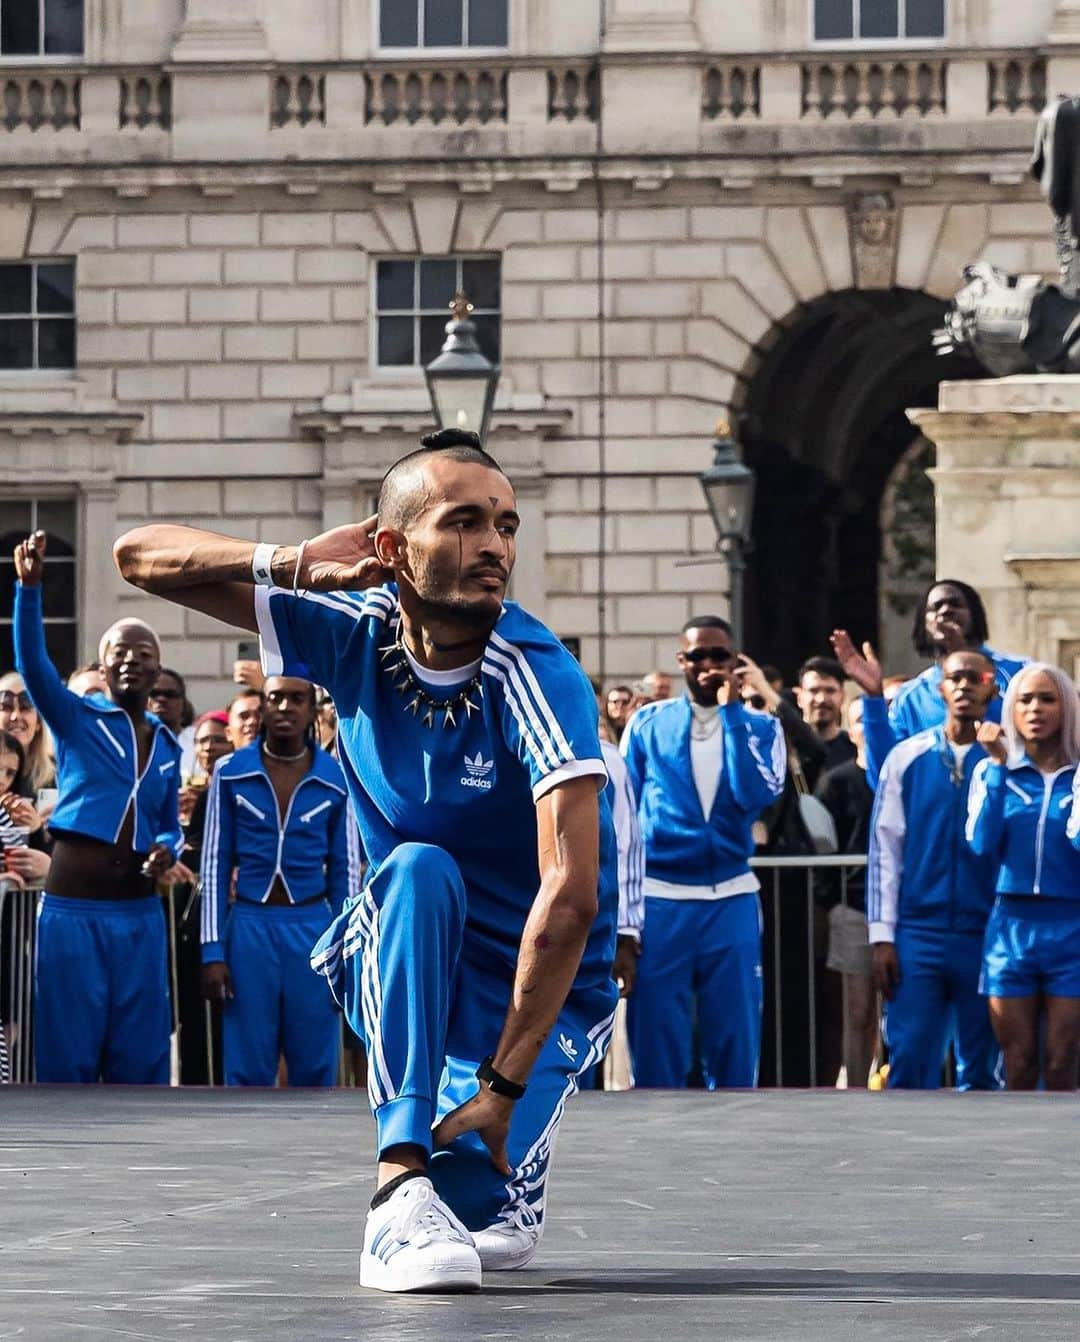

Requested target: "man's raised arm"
[{"left": 113, "top": 517, "right": 387, "bottom": 633}]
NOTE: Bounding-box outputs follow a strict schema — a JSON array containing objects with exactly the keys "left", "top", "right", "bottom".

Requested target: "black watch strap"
[{"left": 477, "top": 1055, "right": 526, "bottom": 1100}]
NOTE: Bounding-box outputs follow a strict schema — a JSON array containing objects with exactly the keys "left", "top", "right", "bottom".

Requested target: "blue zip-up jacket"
[
  {"left": 966, "top": 755, "right": 1080, "bottom": 897},
  {"left": 200, "top": 740, "right": 361, "bottom": 963},
  {"left": 620, "top": 697, "right": 786, "bottom": 888},
  {"left": 863, "top": 646, "right": 1027, "bottom": 787},
  {"left": 14, "top": 582, "right": 182, "bottom": 858},
  {"left": 867, "top": 727, "right": 997, "bottom": 941}
]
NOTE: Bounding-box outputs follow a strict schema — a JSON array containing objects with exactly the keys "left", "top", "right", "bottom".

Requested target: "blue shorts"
[{"left": 981, "top": 895, "right": 1080, "bottom": 999}]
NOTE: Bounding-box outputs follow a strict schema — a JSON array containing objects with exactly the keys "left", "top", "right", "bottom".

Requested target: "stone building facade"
[{"left": 0, "top": 0, "right": 1075, "bottom": 701}]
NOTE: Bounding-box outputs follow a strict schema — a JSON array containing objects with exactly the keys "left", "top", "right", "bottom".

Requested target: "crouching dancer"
[
  {"left": 14, "top": 532, "right": 182, "bottom": 1083},
  {"left": 113, "top": 430, "right": 618, "bottom": 1293}
]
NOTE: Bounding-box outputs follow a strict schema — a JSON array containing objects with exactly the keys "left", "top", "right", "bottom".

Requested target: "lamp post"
[
  {"left": 699, "top": 420, "right": 756, "bottom": 648},
  {"left": 423, "top": 291, "right": 500, "bottom": 444}
]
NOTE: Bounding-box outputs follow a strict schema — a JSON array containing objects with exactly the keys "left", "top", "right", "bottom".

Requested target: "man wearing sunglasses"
[
  {"left": 620, "top": 615, "right": 786, "bottom": 1088},
  {"left": 867, "top": 650, "right": 1003, "bottom": 1089}
]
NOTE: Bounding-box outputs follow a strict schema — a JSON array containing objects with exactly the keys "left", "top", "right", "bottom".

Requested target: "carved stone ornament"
[{"left": 848, "top": 192, "right": 897, "bottom": 289}]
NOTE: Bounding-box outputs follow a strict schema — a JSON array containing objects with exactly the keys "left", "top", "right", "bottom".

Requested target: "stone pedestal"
[{"left": 910, "top": 375, "right": 1080, "bottom": 670}]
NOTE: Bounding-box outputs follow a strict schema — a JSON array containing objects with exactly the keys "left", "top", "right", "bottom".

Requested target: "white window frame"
[
  {"left": 371, "top": 254, "right": 501, "bottom": 376},
  {"left": 810, "top": 0, "right": 947, "bottom": 47},
  {"left": 0, "top": 0, "right": 85, "bottom": 61},
  {"left": 0, "top": 492, "right": 78, "bottom": 670},
  {"left": 374, "top": 0, "right": 509, "bottom": 57},
  {"left": 0, "top": 258, "right": 76, "bottom": 374}
]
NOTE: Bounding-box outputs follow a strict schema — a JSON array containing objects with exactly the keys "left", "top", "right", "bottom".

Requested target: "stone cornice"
[{"left": 1006, "top": 555, "right": 1080, "bottom": 588}]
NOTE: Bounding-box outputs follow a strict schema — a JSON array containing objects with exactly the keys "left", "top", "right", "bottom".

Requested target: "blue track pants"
[
  {"left": 223, "top": 899, "right": 340, "bottom": 1087},
  {"left": 35, "top": 894, "right": 170, "bottom": 1084},
  {"left": 627, "top": 892, "right": 762, "bottom": 1088},
  {"left": 310, "top": 842, "right": 618, "bottom": 1233},
  {"left": 886, "top": 926, "right": 1002, "bottom": 1090}
]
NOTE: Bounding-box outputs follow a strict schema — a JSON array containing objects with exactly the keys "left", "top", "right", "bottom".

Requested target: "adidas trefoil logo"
[
  {"left": 460, "top": 751, "right": 495, "bottom": 791},
  {"left": 557, "top": 1033, "right": 578, "bottom": 1062}
]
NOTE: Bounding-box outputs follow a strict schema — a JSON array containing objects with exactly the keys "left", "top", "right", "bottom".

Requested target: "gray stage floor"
[{"left": 1, "top": 1087, "right": 1078, "bottom": 1341}]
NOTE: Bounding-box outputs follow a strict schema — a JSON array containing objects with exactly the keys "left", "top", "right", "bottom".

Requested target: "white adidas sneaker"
[
  {"left": 473, "top": 1211, "right": 543, "bottom": 1271},
  {"left": 359, "top": 1177, "right": 482, "bottom": 1293}
]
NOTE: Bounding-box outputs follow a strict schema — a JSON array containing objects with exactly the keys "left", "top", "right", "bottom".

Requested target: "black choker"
[{"left": 379, "top": 631, "right": 483, "bottom": 729}]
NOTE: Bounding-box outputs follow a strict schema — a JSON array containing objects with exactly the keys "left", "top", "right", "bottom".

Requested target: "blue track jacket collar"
[
  {"left": 966, "top": 753, "right": 1080, "bottom": 898},
  {"left": 620, "top": 694, "right": 786, "bottom": 888},
  {"left": 867, "top": 725, "right": 996, "bottom": 942},
  {"left": 14, "top": 582, "right": 182, "bottom": 858},
  {"left": 200, "top": 740, "right": 360, "bottom": 963}
]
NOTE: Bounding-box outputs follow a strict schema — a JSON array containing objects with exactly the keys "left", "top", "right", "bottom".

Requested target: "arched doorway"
[{"left": 735, "top": 288, "right": 985, "bottom": 676}]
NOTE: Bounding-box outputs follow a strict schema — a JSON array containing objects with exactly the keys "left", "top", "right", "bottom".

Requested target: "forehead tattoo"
[{"left": 489, "top": 497, "right": 498, "bottom": 507}]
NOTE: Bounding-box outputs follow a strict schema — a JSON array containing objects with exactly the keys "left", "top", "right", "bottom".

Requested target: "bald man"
[{"left": 14, "top": 531, "right": 183, "bottom": 1083}]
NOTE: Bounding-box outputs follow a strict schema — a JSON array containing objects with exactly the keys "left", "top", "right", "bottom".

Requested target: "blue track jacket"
[
  {"left": 867, "top": 727, "right": 997, "bottom": 942},
  {"left": 863, "top": 646, "right": 1027, "bottom": 787},
  {"left": 966, "top": 756, "right": 1080, "bottom": 898},
  {"left": 14, "top": 583, "right": 182, "bottom": 858},
  {"left": 620, "top": 697, "right": 786, "bottom": 888},
  {"left": 200, "top": 740, "right": 361, "bottom": 963}
]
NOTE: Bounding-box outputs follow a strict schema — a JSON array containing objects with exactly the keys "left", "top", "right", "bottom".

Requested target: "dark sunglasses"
[
  {"left": 681, "top": 646, "right": 735, "bottom": 666},
  {"left": 0, "top": 692, "right": 32, "bottom": 712}
]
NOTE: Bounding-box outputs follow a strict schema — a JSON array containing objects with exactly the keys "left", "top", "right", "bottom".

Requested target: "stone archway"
[{"left": 735, "top": 287, "right": 985, "bottom": 676}]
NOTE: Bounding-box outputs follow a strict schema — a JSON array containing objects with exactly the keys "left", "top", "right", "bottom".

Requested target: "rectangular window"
[
  {"left": 379, "top": 0, "right": 507, "bottom": 48},
  {"left": 0, "top": 497, "right": 77, "bottom": 675},
  {"left": 0, "top": 0, "right": 84, "bottom": 56},
  {"left": 375, "top": 256, "right": 501, "bottom": 369},
  {"left": 813, "top": 0, "right": 944, "bottom": 40},
  {"left": 0, "top": 261, "right": 75, "bottom": 371}
]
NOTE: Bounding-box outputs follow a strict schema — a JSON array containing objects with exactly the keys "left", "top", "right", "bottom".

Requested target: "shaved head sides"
[{"left": 377, "top": 429, "right": 507, "bottom": 532}]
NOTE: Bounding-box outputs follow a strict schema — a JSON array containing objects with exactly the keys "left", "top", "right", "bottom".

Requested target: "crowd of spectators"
[{"left": 2, "top": 550, "right": 1079, "bottom": 1095}]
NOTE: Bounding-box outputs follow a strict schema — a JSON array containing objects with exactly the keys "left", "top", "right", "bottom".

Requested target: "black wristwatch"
[{"left": 477, "top": 1055, "right": 527, "bottom": 1101}]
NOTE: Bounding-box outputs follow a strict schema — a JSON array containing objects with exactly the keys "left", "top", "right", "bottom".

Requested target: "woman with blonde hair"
[
  {"left": 0, "top": 670, "right": 55, "bottom": 798},
  {"left": 966, "top": 662, "right": 1080, "bottom": 1090}
]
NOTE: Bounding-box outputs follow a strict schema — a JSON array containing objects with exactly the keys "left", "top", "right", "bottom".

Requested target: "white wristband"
[{"left": 251, "top": 543, "right": 278, "bottom": 587}]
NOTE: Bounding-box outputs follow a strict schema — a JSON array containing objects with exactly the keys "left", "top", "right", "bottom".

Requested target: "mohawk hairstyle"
[{"left": 377, "top": 429, "right": 506, "bottom": 531}]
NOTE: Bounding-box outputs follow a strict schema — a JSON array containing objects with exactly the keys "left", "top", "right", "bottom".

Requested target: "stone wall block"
[
  {"left": 188, "top": 364, "right": 261, "bottom": 400},
  {"left": 116, "top": 288, "right": 187, "bottom": 324},
  {"left": 224, "top": 325, "right": 296, "bottom": 361},
  {"left": 79, "top": 251, "right": 152, "bottom": 287},
  {"left": 615, "top": 207, "right": 690, "bottom": 242},
  {"left": 723, "top": 243, "right": 796, "bottom": 320},
  {"left": 690, "top": 207, "right": 765, "bottom": 240},
  {"left": 152, "top": 250, "right": 221, "bottom": 285},
  {"left": 149, "top": 478, "right": 222, "bottom": 514},
  {"left": 261, "top": 212, "right": 333, "bottom": 246},
  {"left": 805, "top": 206, "right": 854, "bottom": 292},
  {"left": 153, "top": 325, "right": 224, "bottom": 361},
  {"left": 296, "top": 249, "right": 367, "bottom": 283},
  {"left": 189, "top": 213, "right": 260, "bottom": 246},
  {"left": 257, "top": 363, "right": 330, "bottom": 398},
  {"left": 116, "top": 214, "right": 188, "bottom": 248},
  {"left": 767, "top": 208, "right": 827, "bottom": 301},
  {"left": 333, "top": 212, "right": 390, "bottom": 250},
  {"left": 410, "top": 195, "right": 458, "bottom": 253},
  {"left": 151, "top": 404, "right": 221, "bottom": 442},
  {"left": 189, "top": 288, "right": 258, "bottom": 322},
  {"left": 225, "top": 249, "right": 296, "bottom": 284},
  {"left": 924, "top": 205, "right": 989, "bottom": 299}
]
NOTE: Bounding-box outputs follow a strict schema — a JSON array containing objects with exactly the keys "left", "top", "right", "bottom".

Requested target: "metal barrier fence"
[
  {"left": 751, "top": 855, "right": 870, "bottom": 1089},
  {"left": 2, "top": 858, "right": 870, "bottom": 1087}
]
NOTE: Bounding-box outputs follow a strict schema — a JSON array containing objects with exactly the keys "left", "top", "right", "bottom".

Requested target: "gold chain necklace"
[{"left": 379, "top": 630, "right": 484, "bottom": 729}]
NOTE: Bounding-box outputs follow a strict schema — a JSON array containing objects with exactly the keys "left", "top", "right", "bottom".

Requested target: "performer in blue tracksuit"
[
  {"left": 966, "top": 662, "right": 1080, "bottom": 1091},
  {"left": 621, "top": 616, "right": 786, "bottom": 1090},
  {"left": 14, "top": 530, "right": 182, "bottom": 1084},
  {"left": 832, "top": 579, "right": 1026, "bottom": 786},
  {"left": 114, "top": 430, "right": 619, "bottom": 1294},
  {"left": 200, "top": 674, "right": 360, "bottom": 1087},
  {"left": 867, "top": 648, "right": 1002, "bottom": 1090}
]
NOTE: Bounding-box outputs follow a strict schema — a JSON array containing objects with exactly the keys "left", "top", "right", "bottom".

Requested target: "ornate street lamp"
[
  {"left": 424, "top": 291, "right": 500, "bottom": 444},
  {"left": 699, "top": 419, "right": 756, "bottom": 647}
]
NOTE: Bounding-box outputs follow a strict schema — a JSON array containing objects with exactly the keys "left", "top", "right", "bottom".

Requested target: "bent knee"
[{"left": 381, "top": 843, "right": 465, "bottom": 903}]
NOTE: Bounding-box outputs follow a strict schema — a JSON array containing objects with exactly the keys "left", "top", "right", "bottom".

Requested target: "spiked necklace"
[{"left": 379, "top": 628, "right": 483, "bottom": 729}]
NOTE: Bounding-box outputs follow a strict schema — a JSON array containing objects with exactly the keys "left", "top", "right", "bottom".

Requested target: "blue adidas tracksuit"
[
  {"left": 15, "top": 582, "right": 182, "bottom": 1084},
  {"left": 200, "top": 741, "right": 360, "bottom": 1086},
  {"left": 258, "top": 583, "right": 618, "bottom": 1237},
  {"left": 966, "top": 757, "right": 1080, "bottom": 999},
  {"left": 868, "top": 728, "right": 1001, "bottom": 1089},
  {"left": 863, "top": 647, "right": 1027, "bottom": 787},
  {"left": 620, "top": 696, "right": 786, "bottom": 1088}
]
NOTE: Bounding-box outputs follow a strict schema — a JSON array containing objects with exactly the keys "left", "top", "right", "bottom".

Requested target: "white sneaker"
[
  {"left": 359, "top": 1177, "right": 482, "bottom": 1293},
  {"left": 473, "top": 1208, "right": 543, "bottom": 1271}
]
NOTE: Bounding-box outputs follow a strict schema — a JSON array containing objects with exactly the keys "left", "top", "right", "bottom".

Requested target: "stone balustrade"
[
  {"left": 1, "top": 71, "right": 81, "bottom": 132},
  {"left": 702, "top": 62, "right": 761, "bottom": 121},
  {"left": 987, "top": 56, "right": 1047, "bottom": 116},
  {"left": 271, "top": 71, "right": 327, "bottom": 128},
  {"left": 364, "top": 63, "right": 508, "bottom": 126},
  {"left": 801, "top": 55, "right": 948, "bottom": 120},
  {"left": 119, "top": 73, "right": 172, "bottom": 131},
  {"left": 547, "top": 65, "right": 599, "bottom": 122}
]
